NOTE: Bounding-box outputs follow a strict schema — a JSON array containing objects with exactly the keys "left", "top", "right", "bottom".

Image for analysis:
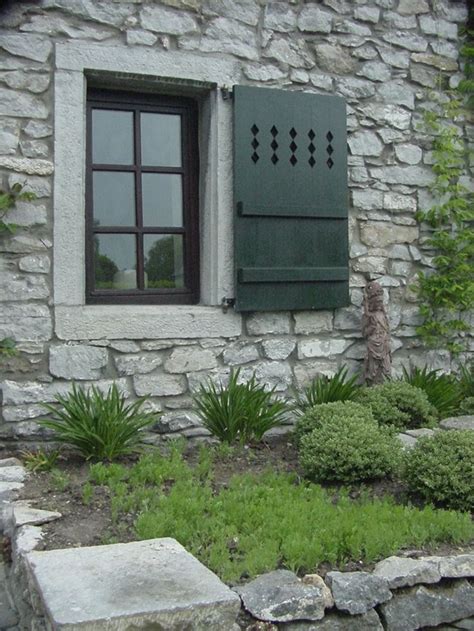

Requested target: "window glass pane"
[
  {"left": 144, "top": 235, "right": 184, "bottom": 289},
  {"left": 92, "top": 109, "right": 134, "bottom": 165},
  {"left": 142, "top": 173, "right": 183, "bottom": 227},
  {"left": 141, "top": 113, "right": 181, "bottom": 167},
  {"left": 94, "top": 234, "right": 137, "bottom": 290},
  {"left": 93, "top": 172, "right": 136, "bottom": 227}
]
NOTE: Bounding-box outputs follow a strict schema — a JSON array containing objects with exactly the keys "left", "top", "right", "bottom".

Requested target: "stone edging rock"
[{"left": 0, "top": 457, "right": 473, "bottom": 630}]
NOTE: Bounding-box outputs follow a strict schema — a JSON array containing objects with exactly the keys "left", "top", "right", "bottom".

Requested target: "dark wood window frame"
[{"left": 86, "top": 89, "right": 200, "bottom": 305}]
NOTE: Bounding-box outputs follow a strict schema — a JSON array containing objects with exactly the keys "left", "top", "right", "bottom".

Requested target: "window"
[{"left": 85, "top": 90, "right": 199, "bottom": 305}]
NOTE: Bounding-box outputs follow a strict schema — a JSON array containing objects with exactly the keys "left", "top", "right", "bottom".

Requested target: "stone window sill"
[{"left": 54, "top": 305, "right": 242, "bottom": 341}]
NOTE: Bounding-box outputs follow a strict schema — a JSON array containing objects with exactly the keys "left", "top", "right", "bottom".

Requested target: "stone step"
[{"left": 26, "top": 538, "right": 241, "bottom": 630}]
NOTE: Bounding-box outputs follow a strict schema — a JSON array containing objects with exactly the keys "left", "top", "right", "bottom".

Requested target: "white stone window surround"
[{"left": 53, "top": 42, "right": 242, "bottom": 340}]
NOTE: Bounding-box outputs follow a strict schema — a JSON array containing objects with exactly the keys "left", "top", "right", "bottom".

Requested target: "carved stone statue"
[{"left": 362, "top": 280, "right": 391, "bottom": 385}]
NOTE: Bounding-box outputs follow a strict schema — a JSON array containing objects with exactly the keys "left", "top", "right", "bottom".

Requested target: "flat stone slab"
[
  {"left": 26, "top": 538, "right": 241, "bottom": 630},
  {"left": 4, "top": 502, "right": 61, "bottom": 535},
  {"left": 440, "top": 415, "right": 474, "bottom": 431}
]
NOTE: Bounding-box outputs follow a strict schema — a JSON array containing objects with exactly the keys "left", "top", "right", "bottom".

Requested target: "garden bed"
[{"left": 15, "top": 435, "right": 474, "bottom": 584}]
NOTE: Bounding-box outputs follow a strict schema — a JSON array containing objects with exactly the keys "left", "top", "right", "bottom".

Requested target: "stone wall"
[{"left": 0, "top": 0, "right": 472, "bottom": 445}]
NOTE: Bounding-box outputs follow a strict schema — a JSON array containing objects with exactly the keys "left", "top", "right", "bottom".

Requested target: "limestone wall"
[{"left": 0, "top": 0, "right": 472, "bottom": 445}]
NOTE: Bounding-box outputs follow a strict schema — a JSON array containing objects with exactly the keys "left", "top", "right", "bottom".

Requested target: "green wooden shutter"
[{"left": 233, "top": 85, "right": 349, "bottom": 312}]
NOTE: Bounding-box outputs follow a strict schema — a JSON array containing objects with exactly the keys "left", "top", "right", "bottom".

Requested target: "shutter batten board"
[{"left": 233, "top": 85, "right": 349, "bottom": 312}]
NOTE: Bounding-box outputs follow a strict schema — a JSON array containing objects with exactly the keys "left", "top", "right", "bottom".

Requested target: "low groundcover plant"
[
  {"left": 40, "top": 383, "right": 158, "bottom": 461},
  {"left": 89, "top": 446, "right": 473, "bottom": 583}
]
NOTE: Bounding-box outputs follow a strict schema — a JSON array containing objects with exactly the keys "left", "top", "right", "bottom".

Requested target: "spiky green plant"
[
  {"left": 192, "top": 368, "right": 288, "bottom": 444},
  {"left": 295, "top": 366, "right": 360, "bottom": 413},
  {"left": 401, "top": 365, "right": 461, "bottom": 418},
  {"left": 40, "top": 383, "right": 158, "bottom": 461}
]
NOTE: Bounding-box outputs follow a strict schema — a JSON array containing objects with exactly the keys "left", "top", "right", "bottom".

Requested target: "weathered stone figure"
[{"left": 362, "top": 280, "right": 391, "bottom": 384}]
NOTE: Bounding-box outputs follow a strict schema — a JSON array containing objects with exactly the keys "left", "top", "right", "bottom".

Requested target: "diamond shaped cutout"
[
  {"left": 290, "top": 127, "right": 297, "bottom": 139},
  {"left": 271, "top": 154, "right": 279, "bottom": 165},
  {"left": 251, "top": 152, "right": 259, "bottom": 163},
  {"left": 290, "top": 155, "right": 297, "bottom": 166},
  {"left": 308, "top": 129, "right": 315, "bottom": 140},
  {"left": 309, "top": 156, "right": 316, "bottom": 168},
  {"left": 327, "top": 144, "right": 334, "bottom": 155},
  {"left": 251, "top": 124, "right": 259, "bottom": 135},
  {"left": 326, "top": 131, "right": 333, "bottom": 142},
  {"left": 271, "top": 139, "right": 278, "bottom": 151},
  {"left": 327, "top": 157, "right": 334, "bottom": 169},
  {"left": 290, "top": 141, "right": 297, "bottom": 153},
  {"left": 308, "top": 142, "right": 315, "bottom": 154},
  {"left": 251, "top": 138, "right": 259, "bottom": 149},
  {"left": 270, "top": 125, "right": 278, "bottom": 137}
]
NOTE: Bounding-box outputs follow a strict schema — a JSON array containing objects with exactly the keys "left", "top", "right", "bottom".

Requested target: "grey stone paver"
[{"left": 26, "top": 537, "right": 241, "bottom": 630}]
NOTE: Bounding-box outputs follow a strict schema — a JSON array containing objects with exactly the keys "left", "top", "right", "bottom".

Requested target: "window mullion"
[{"left": 135, "top": 106, "right": 145, "bottom": 291}]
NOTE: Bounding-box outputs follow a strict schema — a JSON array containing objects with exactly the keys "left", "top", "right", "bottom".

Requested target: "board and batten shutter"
[{"left": 233, "top": 85, "right": 349, "bottom": 312}]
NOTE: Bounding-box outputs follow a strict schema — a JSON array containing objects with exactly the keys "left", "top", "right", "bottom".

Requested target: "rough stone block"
[
  {"left": 165, "top": 347, "right": 217, "bottom": 373},
  {"left": 134, "top": 373, "right": 187, "bottom": 397},
  {"left": 235, "top": 569, "right": 330, "bottom": 623},
  {"left": 326, "top": 571, "right": 392, "bottom": 614},
  {"left": 26, "top": 538, "right": 241, "bottom": 629},
  {"left": 49, "top": 345, "right": 108, "bottom": 380},
  {"left": 293, "top": 311, "right": 333, "bottom": 335},
  {"left": 247, "top": 312, "right": 291, "bottom": 336},
  {"left": 373, "top": 556, "right": 441, "bottom": 589},
  {"left": 380, "top": 580, "right": 474, "bottom": 631},
  {"left": 298, "top": 339, "right": 350, "bottom": 359}
]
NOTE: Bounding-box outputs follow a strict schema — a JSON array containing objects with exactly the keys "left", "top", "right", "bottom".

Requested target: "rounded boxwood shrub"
[
  {"left": 294, "top": 401, "right": 373, "bottom": 447},
  {"left": 299, "top": 413, "right": 402, "bottom": 483},
  {"left": 403, "top": 430, "right": 474, "bottom": 511},
  {"left": 355, "top": 382, "right": 438, "bottom": 430}
]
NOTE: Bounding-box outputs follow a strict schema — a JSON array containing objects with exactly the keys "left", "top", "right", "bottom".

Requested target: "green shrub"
[
  {"left": 355, "top": 382, "right": 438, "bottom": 430},
  {"left": 401, "top": 365, "right": 461, "bottom": 418},
  {"left": 40, "top": 383, "right": 157, "bottom": 461},
  {"left": 295, "top": 366, "right": 361, "bottom": 413},
  {"left": 299, "top": 414, "right": 401, "bottom": 483},
  {"left": 192, "top": 368, "right": 288, "bottom": 444},
  {"left": 403, "top": 430, "right": 474, "bottom": 511},
  {"left": 294, "top": 401, "right": 372, "bottom": 448}
]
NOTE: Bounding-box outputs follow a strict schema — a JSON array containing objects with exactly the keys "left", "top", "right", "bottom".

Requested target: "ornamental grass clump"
[
  {"left": 192, "top": 368, "right": 288, "bottom": 444},
  {"left": 295, "top": 366, "right": 361, "bottom": 413},
  {"left": 294, "top": 401, "right": 372, "bottom": 448},
  {"left": 355, "top": 381, "right": 438, "bottom": 430},
  {"left": 40, "top": 383, "right": 157, "bottom": 461},
  {"left": 401, "top": 365, "right": 461, "bottom": 418},
  {"left": 299, "top": 412, "right": 402, "bottom": 483},
  {"left": 403, "top": 430, "right": 474, "bottom": 512}
]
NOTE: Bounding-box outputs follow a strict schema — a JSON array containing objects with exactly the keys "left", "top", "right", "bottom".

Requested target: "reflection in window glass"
[
  {"left": 93, "top": 172, "right": 136, "bottom": 227},
  {"left": 92, "top": 109, "right": 134, "bottom": 165},
  {"left": 144, "top": 235, "right": 184, "bottom": 289},
  {"left": 94, "top": 234, "right": 137, "bottom": 290},
  {"left": 141, "top": 113, "right": 181, "bottom": 167},
  {"left": 142, "top": 174, "right": 183, "bottom": 227}
]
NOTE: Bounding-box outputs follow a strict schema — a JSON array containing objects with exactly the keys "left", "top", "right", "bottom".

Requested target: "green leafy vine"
[{"left": 415, "top": 26, "right": 474, "bottom": 356}]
